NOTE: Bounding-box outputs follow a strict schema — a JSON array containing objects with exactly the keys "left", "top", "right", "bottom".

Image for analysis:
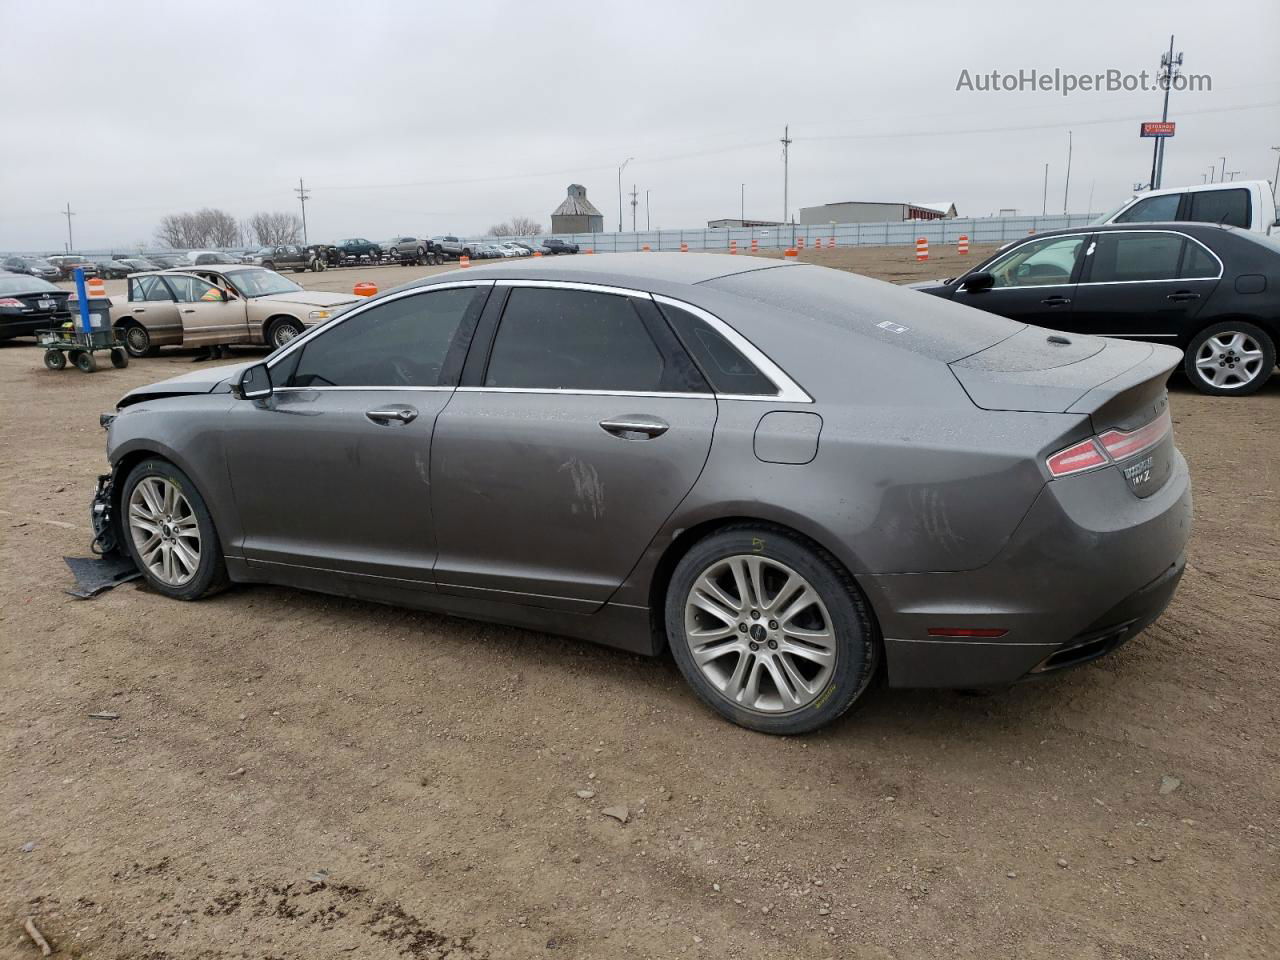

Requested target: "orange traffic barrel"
[
  {"left": 459, "top": 255, "right": 471, "bottom": 268},
  {"left": 680, "top": 242, "right": 689, "bottom": 252},
  {"left": 354, "top": 281, "right": 378, "bottom": 297},
  {"left": 797, "top": 236, "right": 805, "bottom": 250},
  {"left": 87, "top": 276, "right": 106, "bottom": 297},
  {"left": 585, "top": 248, "right": 594, "bottom": 255},
  {"left": 829, "top": 236, "right": 836, "bottom": 248},
  {"left": 915, "top": 238, "right": 929, "bottom": 262},
  {"left": 784, "top": 248, "right": 798, "bottom": 259},
  {"left": 533, "top": 251, "right": 542, "bottom": 257},
  {"left": 815, "top": 237, "right": 823, "bottom": 249},
  {"left": 957, "top": 234, "right": 970, "bottom": 255},
  {"left": 642, "top": 244, "right": 651, "bottom": 252},
  {"left": 750, "top": 238, "right": 759, "bottom": 253}
]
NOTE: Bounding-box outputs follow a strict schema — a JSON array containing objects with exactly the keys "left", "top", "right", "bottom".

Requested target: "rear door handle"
[
  {"left": 1167, "top": 291, "right": 1201, "bottom": 302},
  {"left": 599, "top": 414, "right": 669, "bottom": 440},
  {"left": 1040, "top": 295, "right": 1072, "bottom": 305},
  {"left": 365, "top": 405, "right": 419, "bottom": 425},
  {"left": 182, "top": 308, "right": 195, "bottom": 314}
]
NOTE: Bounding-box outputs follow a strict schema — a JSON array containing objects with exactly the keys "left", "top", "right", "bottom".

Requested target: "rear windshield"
[
  {"left": 0, "top": 276, "right": 58, "bottom": 294},
  {"left": 707, "top": 264, "right": 1021, "bottom": 363}
]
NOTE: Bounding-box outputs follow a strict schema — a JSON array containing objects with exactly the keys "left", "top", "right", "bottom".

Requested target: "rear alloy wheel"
[
  {"left": 1185, "top": 321, "right": 1274, "bottom": 396},
  {"left": 666, "top": 526, "right": 878, "bottom": 734},
  {"left": 122, "top": 459, "right": 228, "bottom": 600},
  {"left": 123, "top": 323, "right": 157, "bottom": 358},
  {"left": 268, "top": 318, "right": 303, "bottom": 348}
]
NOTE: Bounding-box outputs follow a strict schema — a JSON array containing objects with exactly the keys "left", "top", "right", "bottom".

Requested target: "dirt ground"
[{"left": 2, "top": 248, "right": 1277, "bottom": 959}]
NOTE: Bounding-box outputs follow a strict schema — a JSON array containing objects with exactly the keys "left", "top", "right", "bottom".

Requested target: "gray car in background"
[{"left": 94, "top": 254, "right": 1190, "bottom": 734}]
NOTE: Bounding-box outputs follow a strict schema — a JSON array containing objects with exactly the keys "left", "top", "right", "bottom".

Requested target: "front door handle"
[
  {"left": 365, "top": 405, "right": 419, "bottom": 425},
  {"left": 1167, "top": 291, "right": 1201, "bottom": 302},
  {"left": 1040, "top": 295, "right": 1072, "bottom": 306},
  {"left": 182, "top": 308, "right": 195, "bottom": 314},
  {"left": 599, "top": 414, "right": 669, "bottom": 440}
]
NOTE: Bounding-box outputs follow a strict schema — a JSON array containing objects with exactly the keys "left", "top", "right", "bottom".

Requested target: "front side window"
[
  {"left": 290, "top": 287, "right": 478, "bottom": 388},
  {"left": 1188, "top": 188, "right": 1250, "bottom": 229},
  {"left": 484, "top": 288, "right": 669, "bottom": 392},
  {"left": 989, "top": 235, "right": 1084, "bottom": 288},
  {"left": 1088, "top": 232, "right": 1183, "bottom": 283},
  {"left": 1114, "top": 193, "right": 1182, "bottom": 223}
]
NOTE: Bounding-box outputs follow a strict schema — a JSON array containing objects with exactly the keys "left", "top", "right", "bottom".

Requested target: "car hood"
[
  {"left": 116, "top": 361, "right": 252, "bottom": 408},
  {"left": 254, "top": 291, "right": 360, "bottom": 308}
]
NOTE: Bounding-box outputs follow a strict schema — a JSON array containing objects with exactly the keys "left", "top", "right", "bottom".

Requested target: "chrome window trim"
[
  {"left": 272, "top": 385, "right": 455, "bottom": 393},
  {"left": 650, "top": 293, "right": 813, "bottom": 403},
  {"left": 976, "top": 228, "right": 1224, "bottom": 290},
  {"left": 456, "top": 386, "right": 713, "bottom": 400},
  {"left": 264, "top": 280, "right": 494, "bottom": 370}
]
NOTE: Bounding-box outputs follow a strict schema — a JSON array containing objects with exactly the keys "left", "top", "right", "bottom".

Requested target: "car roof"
[
  {"left": 1002, "top": 221, "right": 1238, "bottom": 242},
  {"left": 405, "top": 251, "right": 791, "bottom": 292}
]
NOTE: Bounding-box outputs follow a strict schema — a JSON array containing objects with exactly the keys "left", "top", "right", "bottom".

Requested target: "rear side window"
[
  {"left": 485, "top": 288, "right": 671, "bottom": 392},
  {"left": 291, "top": 287, "right": 478, "bottom": 388},
  {"left": 1088, "top": 232, "right": 1183, "bottom": 282},
  {"left": 1180, "top": 241, "right": 1220, "bottom": 279},
  {"left": 134, "top": 276, "right": 173, "bottom": 301},
  {"left": 1188, "top": 189, "right": 1250, "bottom": 229},
  {"left": 1114, "top": 193, "right": 1182, "bottom": 223},
  {"left": 658, "top": 302, "right": 777, "bottom": 396}
]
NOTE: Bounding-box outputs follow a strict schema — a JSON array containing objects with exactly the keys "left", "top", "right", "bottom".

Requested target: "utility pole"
[
  {"left": 1063, "top": 130, "right": 1073, "bottom": 214},
  {"left": 1219, "top": 157, "right": 1227, "bottom": 184},
  {"left": 629, "top": 184, "right": 638, "bottom": 231},
  {"left": 780, "top": 125, "right": 792, "bottom": 223},
  {"left": 1150, "top": 35, "right": 1182, "bottom": 190},
  {"left": 1271, "top": 147, "right": 1280, "bottom": 203},
  {"left": 62, "top": 202, "right": 75, "bottom": 252},
  {"left": 1042, "top": 163, "right": 1049, "bottom": 215},
  {"left": 616, "top": 157, "right": 633, "bottom": 232},
  {"left": 295, "top": 178, "right": 310, "bottom": 246},
  {"left": 1225, "top": 170, "right": 1240, "bottom": 182},
  {"left": 740, "top": 183, "right": 745, "bottom": 222},
  {"left": 645, "top": 189, "right": 651, "bottom": 231},
  {"left": 1208, "top": 164, "right": 1216, "bottom": 183}
]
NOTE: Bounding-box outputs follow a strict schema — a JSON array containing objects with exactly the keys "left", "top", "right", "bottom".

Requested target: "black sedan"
[
  {"left": 2, "top": 256, "right": 62, "bottom": 281},
  {"left": 911, "top": 223, "right": 1279, "bottom": 395},
  {"left": 0, "top": 273, "right": 71, "bottom": 340}
]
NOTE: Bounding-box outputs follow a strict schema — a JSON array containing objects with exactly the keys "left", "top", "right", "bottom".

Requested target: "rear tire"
[
  {"left": 73, "top": 350, "right": 97, "bottom": 372},
  {"left": 122, "top": 322, "right": 158, "bottom": 358},
  {"left": 1184, "top": 321, "right": 1275, "bottom": 396},
  {"left": 110, "top": 348, "right": 129, "bottom": 369},
  {"left": 121, "top": 459, "right": 229, "bottom": 601},
  {"left": 664, "top": 525, "right": 879, "bottom": 735},
  {"left": 44, "top": 350, "right": 66, "bottom": 371}
]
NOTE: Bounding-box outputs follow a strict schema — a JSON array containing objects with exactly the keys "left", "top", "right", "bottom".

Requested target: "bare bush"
[
  {"left": 154, "top": 208, "right": 241, "bottom": 249},
  {"left": 487, "top": 216, "right": 543, "bottom": 237}
]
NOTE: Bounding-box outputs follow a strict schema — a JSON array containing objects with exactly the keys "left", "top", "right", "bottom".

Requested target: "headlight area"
[{"left": 307, "top": 309, "right": 331, "bottom": 321}]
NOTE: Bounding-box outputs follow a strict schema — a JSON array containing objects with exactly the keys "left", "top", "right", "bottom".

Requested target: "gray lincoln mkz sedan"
[{"left": 94, "top": 254, "right": 1191, "bottom": 734}]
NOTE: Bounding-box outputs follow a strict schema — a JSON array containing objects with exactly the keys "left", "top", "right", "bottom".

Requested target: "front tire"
[
  {"left": 121, "top": 459, "right": 228, "bottom": 600},
  {"left": 266, "top": 317, "right": 303, "bottom": 348},
  {"left": 1184, "top": 321, "right": 1275, "bottom": 396},
  {"left": 44, "top": 350, "right": 66, "bottom": 371},
  {"left": 665, "top": 525, "right": 878, "bottom": 735}
]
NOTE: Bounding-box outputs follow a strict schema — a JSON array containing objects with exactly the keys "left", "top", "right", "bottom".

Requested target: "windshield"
[
  {"left": 1091, "top": 199, "right": 1134, "bottom": 225},
  {"left": 224, "top": 268, "right": 303, "bottom": 298},
  {"left": 0, "top": 276, "right": 58, "bottom": 294}
]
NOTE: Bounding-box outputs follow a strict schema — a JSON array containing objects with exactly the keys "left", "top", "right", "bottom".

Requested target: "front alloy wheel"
[
  {"left": 128, "top": 475, "right": 201, "bottom": 587},
  {"left": 269, "top": 318, "right": 303, "bottom": 347}
]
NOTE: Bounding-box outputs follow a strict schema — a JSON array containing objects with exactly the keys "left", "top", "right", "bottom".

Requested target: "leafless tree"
[
  {"left": 487, "top": 216, "right": 543, "bottom": 237},
  {"left": 154, "top": 208, "right": 241, "bottom": 249},
  {"left": 248, "top": 211, "right": 304, "bottom": 245}
]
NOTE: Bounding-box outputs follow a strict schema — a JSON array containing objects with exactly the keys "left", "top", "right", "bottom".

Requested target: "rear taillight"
[
  {"left": 1046, "top": 439, "right": 1107, "bottom": 477},
  {"left": 1098, "top": 409, "right": 1172, "bottom": 461},
  {"left": 1045, "top": 409, "right": 1172, "bottom": 479},
  {"left": 0, "top": 298, "right": 24, "bottom": 307}
]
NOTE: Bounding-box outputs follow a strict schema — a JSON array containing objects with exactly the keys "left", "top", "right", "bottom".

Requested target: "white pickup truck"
[{"left": 1096, "top": 180, "right": 1278, "bottom": 234}]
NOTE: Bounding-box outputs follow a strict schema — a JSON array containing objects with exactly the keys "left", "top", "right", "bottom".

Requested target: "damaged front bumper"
[{"left": 91, "top": 471, "right": 120, "bottom": 555}]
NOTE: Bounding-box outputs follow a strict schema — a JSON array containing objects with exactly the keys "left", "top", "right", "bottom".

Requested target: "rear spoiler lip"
[{"left": 1067, "top": 342, "right": 1181, "bottom": 433}]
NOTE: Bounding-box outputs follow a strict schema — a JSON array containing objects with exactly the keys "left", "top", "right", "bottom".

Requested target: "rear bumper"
[{"left": 866, "top": 450, "right": 1192, "bottom": 688}]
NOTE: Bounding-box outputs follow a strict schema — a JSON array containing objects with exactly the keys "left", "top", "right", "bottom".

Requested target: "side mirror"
[
  {"left": 236, "top": 362, "right": 273, "bottom": 400},
  {"left": 960, "top": 271, "right": 995, "bottom": 292}
]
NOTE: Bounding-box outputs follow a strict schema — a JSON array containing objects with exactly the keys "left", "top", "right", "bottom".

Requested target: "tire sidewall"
[
  {"left": 269, "top": 318, "right": 302, "bottom": 348},
  {"left": 121, "top": 459, "right": 225, "bottom": 601},
  {"left": 664, "top": 527, "right": 877, "bottom": 735},
  {"left": 1184, "top": 321, "right": 1276, "bottom": 396},
  {"left": 122, "top": 323, "right": 151, "bottom": 358}
]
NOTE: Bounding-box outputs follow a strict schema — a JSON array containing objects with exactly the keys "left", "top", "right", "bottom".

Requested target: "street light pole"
[
  {"left": 740, "top": 183, "right": 745, "bottom": 222},
  {"left": 1271, "top": 147, "right": 1280, "bottom": 204},
  {"left": 645, "top": 189, "right": 651, "bottom": 231},
  {"left": 617, "top": 158, "right": 633, "bottom": 233}
]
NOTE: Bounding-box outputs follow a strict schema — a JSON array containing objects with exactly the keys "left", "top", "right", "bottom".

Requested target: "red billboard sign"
[{"left": 1140, "top": 121, "right": 1176, "bottom": 138}]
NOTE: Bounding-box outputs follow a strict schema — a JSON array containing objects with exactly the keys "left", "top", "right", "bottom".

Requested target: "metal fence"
[{"left": 501, "top": 213, "right": 1103, "bottom": 253}]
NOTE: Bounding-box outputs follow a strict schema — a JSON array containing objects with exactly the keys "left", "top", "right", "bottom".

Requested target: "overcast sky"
[{"left": 1, "top": 0, "right": 1276, "bottom": 251}]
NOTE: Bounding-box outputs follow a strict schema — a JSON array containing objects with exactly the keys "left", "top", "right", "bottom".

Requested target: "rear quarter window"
[{"left": 1188, "top": 189, "right": 1250, "bottom": 229}]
